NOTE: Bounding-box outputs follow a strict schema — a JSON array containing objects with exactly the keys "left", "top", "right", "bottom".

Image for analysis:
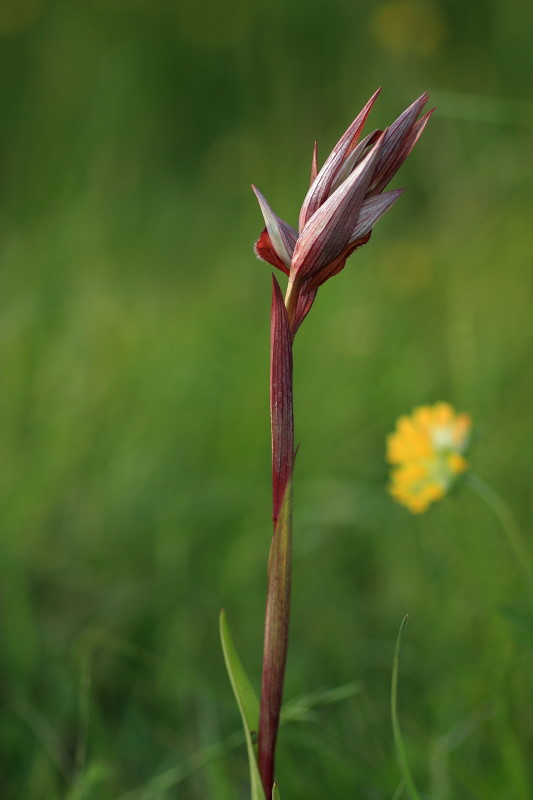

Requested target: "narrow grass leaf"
[
  {"left": 65, "top": 763, "right": 110, "bottom": 800},
  {"left": 280, "top": 681, "right": 363, "bottom": 724},
  {"left": 272, "top": 783, "right": 281, "bottom": 800},
  {"left": 391, "top": 615, "right": 421, "bottom": 800},
  {"left": 391, "top": 779, "right": 406, "bottom": 800},
  {"left": 219, "top": 610, "right": 266, "bottom": 800}
]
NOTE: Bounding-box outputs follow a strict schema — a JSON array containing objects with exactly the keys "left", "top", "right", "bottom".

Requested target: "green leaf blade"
[
  {"left": 220, "top": 610, "right": 266, "bottom": 800},
  {"left": 391, "top": 615, "right": 421, "bottom": 800}
]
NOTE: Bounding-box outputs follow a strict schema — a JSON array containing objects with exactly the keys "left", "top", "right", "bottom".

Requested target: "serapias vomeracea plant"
[{"left": 220, "top": 88, "right": 433, "bottom": 800}]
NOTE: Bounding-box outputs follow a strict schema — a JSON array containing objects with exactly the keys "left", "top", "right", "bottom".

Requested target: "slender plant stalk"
[
  {"left": 257, "top": 482, "right": 293, "bottom": 795},
  {"left": 250, "top": 91, "right": 432, "bottom": 797},
  {"left": 464, "top": 472, "right": 533, "bottom": 583},
  {"left": 257, "top": 278, "right": 295, "bottom": 794}
]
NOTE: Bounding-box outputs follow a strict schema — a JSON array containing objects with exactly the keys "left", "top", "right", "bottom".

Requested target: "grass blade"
[
  {"left": 391, "top": 615, "right": 421, "bottom": 800},
  {"left": 219, "top": 610, "right": 266, "bottom": 800}
]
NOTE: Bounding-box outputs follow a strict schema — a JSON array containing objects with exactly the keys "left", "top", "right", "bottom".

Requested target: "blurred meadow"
[{"left": 1, "top": 0, "right": 532, "bottom": 798}]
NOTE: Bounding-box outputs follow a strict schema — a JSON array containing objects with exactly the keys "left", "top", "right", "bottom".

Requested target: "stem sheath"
[{"left": 258, "top": 276, "right": 295, "bottom": 795}]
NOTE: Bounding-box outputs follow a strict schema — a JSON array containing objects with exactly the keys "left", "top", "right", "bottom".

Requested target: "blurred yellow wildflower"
[{"left": 386, "top": 402, "right": 471, "bottom": 513}]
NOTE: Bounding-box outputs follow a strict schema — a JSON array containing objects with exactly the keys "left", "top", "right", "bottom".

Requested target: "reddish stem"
[{"left": 258, "top": 276, "right": 295, "bottom": 796}]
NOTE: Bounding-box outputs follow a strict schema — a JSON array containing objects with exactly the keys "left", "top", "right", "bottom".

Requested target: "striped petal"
[
  {"left": 349, "top": 189, "right": 405, "bottom": 242},
  {"left": 305, "top": 231, "right": 372, "bottom": 291},
  {"left": 298, "top": 88, "right": 381, "bottom": 230},
  {"left": 367, "top": 93, "right": 430, "bottom": 196},
  {"left": 253, "top": 185, "right": 298, "bottom": 268},
  {"left": 291, "top": 133, "right": 384, "bottom": 283},
  {"left": 329, "top": 129, "right": 382, "bottom": 194}
]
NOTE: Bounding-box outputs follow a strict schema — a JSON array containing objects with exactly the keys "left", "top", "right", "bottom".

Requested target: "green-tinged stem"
[
  {"left": 257, "top": 482, "right": 293, "bottom": 796},
  {"left": 284, "top": 280, "right": 297, "bottom": 333},
  {"left": 464, "top": 473, "right": 533, "bottom": 584}
]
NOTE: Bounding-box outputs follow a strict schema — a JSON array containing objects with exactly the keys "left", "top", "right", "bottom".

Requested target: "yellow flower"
[{"left": 386, "top": 402, "right": 471, "bottom": 513}]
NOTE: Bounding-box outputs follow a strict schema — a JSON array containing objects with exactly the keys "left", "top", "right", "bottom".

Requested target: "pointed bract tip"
[
  {"left": 271, "top": 272, "right": 282, "bottom": 291},
  {"left": 252, "top": 184, "right": 268, "bottom": 203},
  {"left": 362, "top": 86, "right": 382, "bottom": 113},
  {"left": 403, "top": 91, "right": 430, "bottom": 116},
  {"left": 414, "top": 91, "right": 430, "bottom": 106},
  {"left": 310, "top": 141, "right": 319, "bottom": 185},
  {"left": 414, "top": 107, "right": 436, "bottom": 133},
  {"left": 251, "top": 184, "right": 263, "bottom": 204}
]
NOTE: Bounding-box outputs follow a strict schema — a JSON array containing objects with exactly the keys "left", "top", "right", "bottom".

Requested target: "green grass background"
[{"left": 1, "top": 1, "right": 532, "bottom": 798}]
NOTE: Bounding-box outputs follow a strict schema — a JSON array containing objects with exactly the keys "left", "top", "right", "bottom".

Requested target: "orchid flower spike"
[{"left": 253, "top": 89, "right": 433, "bottom": 334}]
